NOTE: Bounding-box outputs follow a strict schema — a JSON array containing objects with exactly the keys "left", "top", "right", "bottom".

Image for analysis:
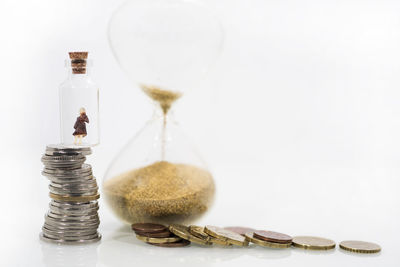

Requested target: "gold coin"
[
  {"left": 292, "top": 236, "right": 336, "bottom": 250},
  {"left": 169, "top": 224, "right": 211, "bottom": 246},
  {"left": 49, "top": 193, "right": 100, "bottom": 202},
  {"left": 204, "top": 225, "right": 249, "bottom": 247},
  {"left": 339, "top": 240, "right": 381, "bottom": 254},
  {"left": 189, "top": 225, "right": 209, "bottom": 240},
  {"left": 136, "top": 234, "right": 181, "bottom": 244},
  {"left": 244, "top": 232, "right": 291, "bottom": 249},
  {"left": 209, "top": 236, "right": 232, "bottom": 246}
]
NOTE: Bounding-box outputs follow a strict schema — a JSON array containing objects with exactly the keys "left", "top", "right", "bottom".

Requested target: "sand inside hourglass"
[
  {"left": 141, "top": 85, "right": 182, "bottom": 115},
  {"left": 103, "top": 85, "right": 215, "bottom": 224}
]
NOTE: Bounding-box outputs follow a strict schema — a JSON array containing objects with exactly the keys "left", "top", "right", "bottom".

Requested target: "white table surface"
[
  {"left": 2, "top": 0, "right": 400, "bottom": 266},
  {"left": 2, "top": 159, "right": 398, "bottom": 267}
]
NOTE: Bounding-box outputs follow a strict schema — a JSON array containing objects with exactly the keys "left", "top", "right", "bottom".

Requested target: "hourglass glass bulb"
[{"left": 108, "top": 0, "right": 224, "bottom": 95}]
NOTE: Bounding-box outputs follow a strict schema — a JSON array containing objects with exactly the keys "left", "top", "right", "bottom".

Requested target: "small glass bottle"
[{"left": 59, "top": 52, "right": 99, "bottom": 147}]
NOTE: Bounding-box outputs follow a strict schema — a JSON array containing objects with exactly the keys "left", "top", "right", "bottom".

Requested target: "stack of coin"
[
  {"left": 132, "top": 223, "right": 190, "bottom": 247},
  {"left": 40, "top": 144, "right": 101, "bottom": 244},
  {"left": 245, "top": 230, "right": 292, "bottom": 248},
  {"left": 133, "top": 223, "right": 249, "bottom": 247}
]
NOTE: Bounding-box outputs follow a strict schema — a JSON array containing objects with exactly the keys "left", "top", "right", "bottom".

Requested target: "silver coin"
[
  {"left": 42, "top": 227, "right": 98, "bottom": 237},
  {"left": 46, "top": 176, "right": 95, "bottom": 185},
  {"left": 46, "top": 150, "right": 80, "bottom": 156},
  {"left": 44, "top": 221, "right": 100, "bottom": 231},
  {"left": 48, "top": 190, "right": 99, "bottom": 198},
  {"left": 45, "top": 216, "right": 100, "bottom": 226},
  {"left": 42, "top": 231, "right": 100, "bottom": 241},
  {"left": 43, "top": 170, "right": 93, "bottom": 177},
  {"left": 44, "top": 174, "right": 93, "bottom": 182},
  {"left": 42, "top": 162, "right": 85, "bottom": 168},
  {"left": 49, "top": 201, "right": 99, "bottom": 211},
  {"left": 47, "top": 212, "right": 99, "bottom": 221},
  {"left": 42, "top": 153, "right": 86, "bottom": 161},
  {"left": 45, "top": 214, "right": 100, "bottom": 223},
  {"left": 43, "top": 223, "right": 99, "bottom": 232},
  {"left": 42, "top": 161, "right": 85, "bottom": 167},
  {"left": 49, "top": 202, "right": 99, "bottom": 211},
  {"left": 43, "top": 233, "right": 100, "bottom": 242},
  {"left": 42, "top": 160, "right": 86, "bottom": 167},
  {"left": 42, "top": 164, "right": 92, "bottom": 175},
  {"left": 49, "top": 207, "right": 99, "bottom": 217},
  {"left": 42, "top": 164, "right": 84, "bottom": 171},
  {"left": 45, "top": 213, "right": 100, "bottom": 223},
  {"left": 40, "top": 232, "right": 101, "bottom": 244},
  {"left": 42, "top": 171, "right": 92, "bottom": 178},
  {"left": 48, "top": 184, "right": 99, "bottom": 192},
  {"left": 50, "top": 200, "right": 98, "bottom": 208},
  {"left": 46, "top": 144, "right": 92, "bottom": 156},
  {"left": 43, "top": 228, "right": 99, "bottom": 237},
  {"left": 43, "top": 224, "right": 97, "bottom": 233},
  {"left": 48, "top": 188, "right": 98, "bottom": 196},
  {"left": 45, "top": 217, "right": 100, "bottom": 226},
  {"left": 49, "top": 183, "right": 98, "bottom": 192},
  {"left": 50, "top": 179, "right": 97, "bottom": 187}
]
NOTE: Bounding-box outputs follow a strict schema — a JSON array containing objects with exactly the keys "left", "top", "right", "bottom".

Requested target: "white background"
[{"left": 1, "top": 0, "right": 400, "bottom": 266}]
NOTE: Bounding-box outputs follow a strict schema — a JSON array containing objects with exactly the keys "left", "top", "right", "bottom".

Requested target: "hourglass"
[{"left": 103, "top": 0, "right": 224, "bottom": 225}]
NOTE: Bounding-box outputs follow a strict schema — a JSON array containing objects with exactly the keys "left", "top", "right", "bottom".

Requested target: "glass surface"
[
  {"left": 108, "top": 0, "right": 223, "bottom": 93},
  {"left": 59, "top": 61, "right": 100, "bottom": 147},
  {"left": 104, "top": 107, "right": 215, "bottom": 225},
  {"left": 104, "top": 0, "right": 223, "bottom": 225}
]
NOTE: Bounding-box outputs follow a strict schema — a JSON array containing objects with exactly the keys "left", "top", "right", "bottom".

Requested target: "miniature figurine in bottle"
[
  {"left": 73, "top": 107, "right": 89, "bottom": 145},
  {"left": 59, "top": 52, "right": 99, "bottom": 147}
]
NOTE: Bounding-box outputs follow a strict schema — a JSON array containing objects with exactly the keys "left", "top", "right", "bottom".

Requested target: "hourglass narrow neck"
[{"left": 152, "top": 105, "right": 176, "bottom": 121}]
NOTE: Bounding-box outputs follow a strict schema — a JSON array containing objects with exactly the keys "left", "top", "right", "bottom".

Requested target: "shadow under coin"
[
  {"left": 40, "top": 239, "right": 99, "bottom": 267},
  {"left": 247, "top": 244, "right": 292, "bottom": 259},
  {"left": 292, "top": 246, "right": 336, "bottom": 255},
  {"left": 99, "top": 227, "right": 249, "bottom": 267},
  {"left": 339, "top": 248, "right": 381, "bottom": 258}
]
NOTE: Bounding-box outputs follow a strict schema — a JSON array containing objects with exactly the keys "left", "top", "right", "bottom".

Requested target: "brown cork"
[{"left": 69, "top": 52, "right": 88, "bottom": 74}]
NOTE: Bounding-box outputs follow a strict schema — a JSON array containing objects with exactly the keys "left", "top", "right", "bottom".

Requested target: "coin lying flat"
[
  {"left": 47, "top": 212, "right": 99, "bottom": 221},
  {"left": 49, "top": 192, "right": 100, "bottom": 202},
  {"left": 224, "top": 226, "right": 256, "bottom": 236},
  {"left": 169, "top": 224, "right": 211, "bottom": 246},
  {"left": 135, "top": 230, "right": 172, "bottom": 238},
  {"left": 339, "top": 240, "right": 381, "bottom": 254},
  {"left": 148, "top": 239, "right": 191, "bottom": 247},
  {"left": 46, "top": 144, "right": 92, "bottom": 156},
  {"left": 292, "top": 236, "right": 336, "bottom": 250},
  {"left": 42, "top": 226, "right": 97, "bottom": 237},
  {"left": 245, "top": 232, "right": 292, "bottom": 248},
  {"left": 42, "top": 164, "right": 92, "bottom": 176},
  {"left": 136, "top": 234, "right": 181, "bottom": 244},
  {"left": 43, "top": 223, "right": 98, "bottom": 233},
  {"left": 131, "top": 223, "right": 167, "bottom": 233},
  {"left": 40, "top": 232, "right": 101, "bottom": 244},
  {"left": 253, "top": 230, "right": 292, "bottom": 244},
  {"left": 43, "top": 231, "right": 100, "bottom": 241},
  {"left": 50, "top": 200, "right": 98, "bottom": 209},
  {"left": 204, "top": 225, "right": 249, "bottom": 247}
]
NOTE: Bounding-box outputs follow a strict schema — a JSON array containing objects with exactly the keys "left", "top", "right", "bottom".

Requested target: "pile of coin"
[
  {"left": 40, "top": 144, "right": 101, "bottom": 244},
  {"left": 245, "top": 230, "right": 292, "bottom": 248},
  {"left": 132, "top": 223, "right": 190, "bottom": 247},
  {"left": 132, "top": 223, "right": 381, "bottom": 253}
]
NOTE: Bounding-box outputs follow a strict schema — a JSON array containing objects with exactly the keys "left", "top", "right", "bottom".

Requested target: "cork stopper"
[{"left": 69, "top": 52, "right": 88, "bottom": 74}]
